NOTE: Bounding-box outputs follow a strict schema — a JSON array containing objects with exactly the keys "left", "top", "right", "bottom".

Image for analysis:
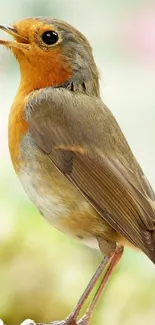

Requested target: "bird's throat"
[{"left": 15, "top": 48, "right": 72, "bottom": 92}]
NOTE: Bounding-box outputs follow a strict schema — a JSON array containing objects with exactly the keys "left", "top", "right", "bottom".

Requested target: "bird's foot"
[
  {"left": 77, "top": 315, "right": 90, "bottom": 325},
  {"left": 36, "top": 314, "right": 90, "bottom": 325}
]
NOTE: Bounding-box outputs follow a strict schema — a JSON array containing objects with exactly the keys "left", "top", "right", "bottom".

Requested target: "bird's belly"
[
  {"left": 19, "top": 162, "right": 101, "bottom": 250},
  {"left": 19, "top": 162, "right": 77, "bottom": 223},
  {"left": 18, "top": 139, "right": 119, "bottom": 249},
  {"left": 18, "top": 148, "right": 90, "bottom": 228}
]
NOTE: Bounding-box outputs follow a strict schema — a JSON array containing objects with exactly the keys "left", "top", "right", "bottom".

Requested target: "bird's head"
[{"left": 0, "top": 17, "right": 99, "bottom": 95}]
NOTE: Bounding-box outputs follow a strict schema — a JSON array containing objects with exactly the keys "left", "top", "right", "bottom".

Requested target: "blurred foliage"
[{"left": 0, "top": 1, "right": 155, "bottom": 325}]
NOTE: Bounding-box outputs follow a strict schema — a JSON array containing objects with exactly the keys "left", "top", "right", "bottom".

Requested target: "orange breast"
[{"left": 8, "top": 90, "right": 28, "bottom": 172}]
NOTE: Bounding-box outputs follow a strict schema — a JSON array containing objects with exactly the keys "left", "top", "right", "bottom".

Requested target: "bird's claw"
[
  {"left": 0, "top": 317, "right": 90, "bottom": 325},
  {"left": 36, "top": 315, "right": 90, "bottom": 325}
]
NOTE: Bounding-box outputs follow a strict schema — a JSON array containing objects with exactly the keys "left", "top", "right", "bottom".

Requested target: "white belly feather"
[
  {"left": 19, "top": 168, "right": 69, "bottom": 222},
  {"left": 19, "top": 161, "right": 99, "bottom": 251}
]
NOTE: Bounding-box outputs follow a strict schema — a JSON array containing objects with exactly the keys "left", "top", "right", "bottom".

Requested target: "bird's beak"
[{"left": 0, "top": 24, "right": 28, "bottom": 47}]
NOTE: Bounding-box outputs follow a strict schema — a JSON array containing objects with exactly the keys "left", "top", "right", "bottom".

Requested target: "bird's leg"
[
  {"left": 66, "top": 250, "right": 115, "bottom": 324},
  {"left": 37, "top": 245, "right": 123, "bottom": 325},
  {"left": 45, "top": 254, "right": 112, "bottom": 325},
  {"left": 79, "top": 245, "right": 124, "bottom": 325},
  {"left": 36, "top": 255, "right": 111, "bottom": 325}
]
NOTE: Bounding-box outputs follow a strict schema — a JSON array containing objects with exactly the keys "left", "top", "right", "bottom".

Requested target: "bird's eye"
[{"left": 41, "top": 30, "right": 58, "bottom": 45}]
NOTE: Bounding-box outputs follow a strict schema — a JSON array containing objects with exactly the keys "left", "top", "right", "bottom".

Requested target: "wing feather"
[{"left": 26, "top": 87, "right": 155, "bottom": 262}]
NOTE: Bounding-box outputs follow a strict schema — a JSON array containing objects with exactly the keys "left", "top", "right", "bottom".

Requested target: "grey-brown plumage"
[{"left": 26, "top": 85, "right": 155, "bottom": 263}]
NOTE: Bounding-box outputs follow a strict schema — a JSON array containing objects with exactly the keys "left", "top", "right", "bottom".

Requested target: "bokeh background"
[{"left": 0, "top": 1, "right": 155, "bottom": 325}]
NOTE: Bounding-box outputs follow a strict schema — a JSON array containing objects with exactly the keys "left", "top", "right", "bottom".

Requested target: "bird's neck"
[{"left": 17, "top": 56, "right": 72, "bottom": 93}]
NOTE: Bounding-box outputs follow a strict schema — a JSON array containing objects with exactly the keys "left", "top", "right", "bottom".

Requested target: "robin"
[{"left": 0, "top": 17, "right": 155, "bottom": 325}]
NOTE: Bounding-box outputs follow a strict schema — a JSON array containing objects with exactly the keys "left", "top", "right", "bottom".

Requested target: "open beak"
[{"left": 0, "top": 24, "right": 28, "bottom": 46}]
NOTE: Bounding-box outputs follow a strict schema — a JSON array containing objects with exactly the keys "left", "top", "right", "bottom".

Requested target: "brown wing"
[{"left": 26, "top": 87, "right": 155, "bottom": 263}]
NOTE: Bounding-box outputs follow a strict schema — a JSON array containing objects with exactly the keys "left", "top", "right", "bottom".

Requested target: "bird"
[{"left": 0, "top": 17, "right": 155, "bottom": 325}]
